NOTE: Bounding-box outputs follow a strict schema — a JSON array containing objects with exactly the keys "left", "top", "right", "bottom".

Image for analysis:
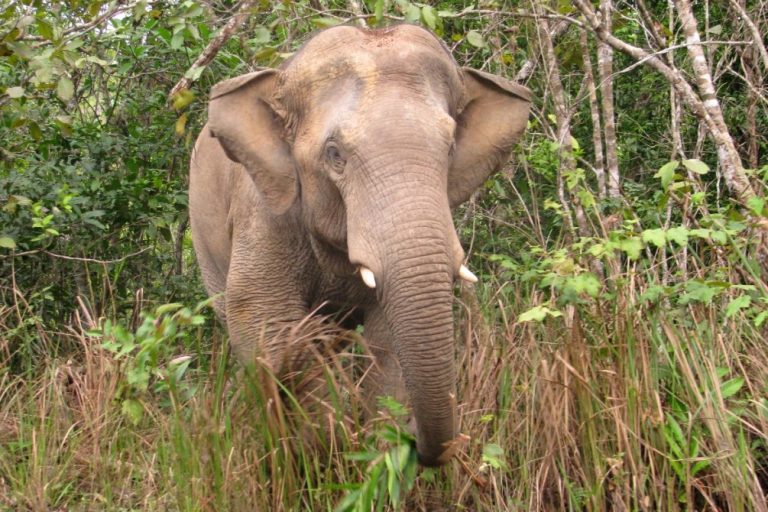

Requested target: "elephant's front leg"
[
  {"left": 225, "top": 230, "right": 309, "bottom": 372},
  {"left": 361, "top": 305, "right": 408, "bottom": 416}
]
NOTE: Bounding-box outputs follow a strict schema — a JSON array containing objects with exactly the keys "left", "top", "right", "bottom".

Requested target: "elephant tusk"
[
  {"left": 459, "top": 265, "right": 478, "bottom": 283},
  {"left": 360, "top": 267, "right": 376, "bottom": 288}
]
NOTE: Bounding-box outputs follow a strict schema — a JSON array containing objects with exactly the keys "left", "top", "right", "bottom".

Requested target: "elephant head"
[{"left": 205, "top": 24, "right": 530, "bottom": 466}]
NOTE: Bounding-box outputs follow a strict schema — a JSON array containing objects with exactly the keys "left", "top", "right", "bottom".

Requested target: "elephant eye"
[{"left": 325, "top": 142, "right": 346, "bottom": 174}]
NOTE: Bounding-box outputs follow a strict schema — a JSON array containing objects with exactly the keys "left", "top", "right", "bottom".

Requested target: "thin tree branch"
[
  {"left": 22, "top": 2, "right": 136, "bottom": 47},
  {"left": 168, "top": 0, "right": 260, "bottom": 101},
  {"left": 728, "top": 0, "right": 768, "bottom": 70},
  {"left": 0, "top": 248, "right": 151, "bottom": 263},
  {"left": 346, "top": 0, "right": 368, "bottom": 28},
  {"left": 515, "top": 20, "right": 570, "bottom": 82}
]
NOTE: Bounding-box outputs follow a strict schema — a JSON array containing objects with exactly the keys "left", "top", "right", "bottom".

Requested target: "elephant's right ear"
[{"left": 208, "top": 69, "right": 297, "bottom": 215}]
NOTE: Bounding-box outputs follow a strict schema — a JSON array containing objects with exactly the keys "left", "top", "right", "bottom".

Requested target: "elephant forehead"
[{"left": 280, "top": 27, "right": 462, "bottom": 108}]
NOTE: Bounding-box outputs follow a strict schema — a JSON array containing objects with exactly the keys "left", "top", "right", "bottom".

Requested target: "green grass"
[{"left": 1, "top": 258, "right": 767, "bottom": 511}]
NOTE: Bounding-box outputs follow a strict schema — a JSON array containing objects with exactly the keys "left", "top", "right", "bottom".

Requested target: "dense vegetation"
[{"left": 1, "top": 0, "right": 766, "bottom": 510}]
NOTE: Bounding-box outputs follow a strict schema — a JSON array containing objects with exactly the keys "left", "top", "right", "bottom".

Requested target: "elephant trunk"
[
  {"left": 381, "top": 244, "right": 457, "bottom": 466},
  {"left": 359, "top": 182, "right": 459, "bottom": 466}
]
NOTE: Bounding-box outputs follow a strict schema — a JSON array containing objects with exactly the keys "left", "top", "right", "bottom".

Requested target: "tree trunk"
[
  {"left": 673, "top": 0, "right": 755, "bottom": 203},
  {"left": 537, "top": 9, "right": 589, "bottom": 238},
  {"left": 580, "top": 30, "right": 606, "bottom": 199},
  {"left": 573, "top": 0, "right": 766, "bottom": 225},
  {"left": 597, "top": 0, "right": 620, "bottom": 199}
]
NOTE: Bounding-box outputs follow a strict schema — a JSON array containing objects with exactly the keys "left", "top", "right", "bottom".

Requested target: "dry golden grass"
[{"left": 1, "top": 273, "right": 767, "bottom": 510}]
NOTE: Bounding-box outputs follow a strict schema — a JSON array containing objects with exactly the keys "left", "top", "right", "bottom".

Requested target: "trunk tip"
[{"left": 417, "top": 433, "right": 469, "bottom": 467}]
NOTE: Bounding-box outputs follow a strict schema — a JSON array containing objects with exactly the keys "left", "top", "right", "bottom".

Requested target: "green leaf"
[
  {"left": 571, "top": 137, "right": 581, "bottom": 152},
  {"left": 6, "top": 86, "right": 24, "bottom": 98},
  {"left": 711, "top": 230, "right": 728, "bottom": 244},
  {"left": 311, "top": 17, "right": 341, "bottom": 28},
  {"left": 679, "top": 281, "right": 718, "bottom": 305},
  {"left": 707, "top": 24, "right": 722, "bottom": 35},
  {"left": 404, "top": 4, "right": 421, "bottom": 23},
  {"left": 170, "top": 30, "right": 184, "bottom": 50},
  {"left": 374, "top": 0, "right": 384, "bottom": 23},
  {"left": 565, "top": 272, "right": 601, "bottom": 297},
  {"left": 175, "top": 113, "right": 187, "bottom": 135},
  {"left": 642, "top": 228, "right": 666, "bottom": 248},
  {"left": 466, "top": 30, "right": 486, "bottom": 48},
  {"left": 334, "top": 488, "right": 361, "bottom": 512},
  {"left": 689, "top": 228, "right": 711, "bottom": 240},
  {"left": 88, "top": 1, "right": 105, "bottom": 19},
  {"left": 57, "top": 77, "right": 74, "bottom": 102},
  {"left": 747, "top": 196, "right": 765, "bottom": 217},
  {"left": 666, "top": 226, "right": 689, "bottom": 246},
  {"left": 654, "top": 161, "right": 679, "bottom": 190},
  {"left": 619, "top": 237, "right": 643, "bottom": 260},
  {"left": 377, "top": 395, "right": 408, "bottom": 417},
  {"left": 481, "top": 443, "right": 507, "bottom": 470},
  {"left": 0, "top": 236, "right": 16, "bottom": 249},
  {"left": 663, "top": 414, "right": 686, "bottom": 459},
  {"left": 754, "top": 310, "right": 768, "bottom": 327},
  {"left": 344, "top": 450, "right": 378, "bottom": 462},
  {"left": 37, "top": 19, "right": 54, "bottom": 41},
  {"left": 725, "top": 295, "right": 751, "bottom": 318},
  {"left": 6, "top": 41, "right": 34, "bottom": 60},
  {"left": 183, "top": 65, "right": 205, "bottom": 81},
  {"left": 171, "top": 88, "right": 195, "bottom": 111},
  {"left": 577, "top": 189, "right": 595, "bottom": 208},
  {"left": 720, "top": 377, "right": 744, "bottom": 399},
  {"left": 518, "top": 305, "right": 562, "bottom": 323},
  {"left": 682, "top": 159, "right": 709, "bottom": 175},
  {"left": 691, "top": 459, "right": 711, "bottom": 476},
  {"left": 640, "top": 285, "right": 665, "bottom": 303},
  {"left": 122, "top": 398, "right": 144, "bottom": 425},
  {"left": 557, "top": 0, "right": 576, "bottom": 14},
  {"left": 249, "top": 26, "right": 271, "bottom": 45},
  {"left": 156, "top": 303, "right": 184, "bottom": 315},
  {"left": 421, "top": 6, "right": 437, "bottom": 29}
]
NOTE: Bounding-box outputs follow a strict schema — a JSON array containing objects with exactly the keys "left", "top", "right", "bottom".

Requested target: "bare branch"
[
  {"left": 346, "top": 0, "right": 368, "bottom": 28},
  {"left": 515, "top": 20, "right": 570, "bottom": 82},
  {"left": 728, "top": 0, "right": 768, "bottom": 70},
  {"left": 0, "top": 248, "right": 151, "bottom": 263},
  {"left": 23, "top": 2, "right": 137, "bottom": 47},
  {"left": 168, "top": 0, "right": 260, "bottom": 101}
]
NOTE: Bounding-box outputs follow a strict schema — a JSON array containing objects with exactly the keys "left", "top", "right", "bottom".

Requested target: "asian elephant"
[{"left": 189, "top": 24, "right": 531, "bottom": 467}]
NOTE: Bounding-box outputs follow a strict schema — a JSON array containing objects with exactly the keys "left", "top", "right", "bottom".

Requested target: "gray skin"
[{"left": 189, "top": 24, "right": 530, "bottom": 467}]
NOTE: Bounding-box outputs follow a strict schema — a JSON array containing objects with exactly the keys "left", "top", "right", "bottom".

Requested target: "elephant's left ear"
[
  {"left": 448, "top": 68, "right": 531, "bottom": 208},
  {"left": 208, "top": 69, "right": 298, "bottom": 215}
]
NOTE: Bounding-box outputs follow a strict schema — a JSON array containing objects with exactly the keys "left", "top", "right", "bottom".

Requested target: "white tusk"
[
  {"left": 360, "top": 267, "right": 376, "bottom": 288},
  {"left": 459, "top": 264, "right": 478, "bottom": 283}
]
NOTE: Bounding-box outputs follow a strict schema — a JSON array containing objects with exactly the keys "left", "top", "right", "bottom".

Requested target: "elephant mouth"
[{"left": 309, "top": 235, "right": 358, "bottom": 277}]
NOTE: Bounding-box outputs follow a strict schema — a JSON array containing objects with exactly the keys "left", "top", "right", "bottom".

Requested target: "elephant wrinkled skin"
[{"left": 189, "top": 24, "right": 531, "bottom": 467}]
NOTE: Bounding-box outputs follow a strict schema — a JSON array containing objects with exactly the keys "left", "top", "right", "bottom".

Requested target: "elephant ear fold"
[
  {"left": 448, "top": 68, "right": 531, "bottom": 208},
  {"left": 208, "top": 69, "right": 297, "bottom": 215}
]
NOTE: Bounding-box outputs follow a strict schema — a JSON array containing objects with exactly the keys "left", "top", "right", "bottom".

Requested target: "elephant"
[{"left": 189, "top": 24, "right": 531, "bottom": 467}]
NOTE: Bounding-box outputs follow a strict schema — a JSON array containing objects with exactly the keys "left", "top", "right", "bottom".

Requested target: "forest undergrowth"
[
  {"left": 2, "top": 212, "right": 767, "bottom": 510},
  {"left": 2, "top": 0, "right": 767, "bottom": 510}
]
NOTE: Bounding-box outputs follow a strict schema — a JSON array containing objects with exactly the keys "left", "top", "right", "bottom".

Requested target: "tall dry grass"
[{"left": 1, "top": 257, "right": 766, "bottom": 511}]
